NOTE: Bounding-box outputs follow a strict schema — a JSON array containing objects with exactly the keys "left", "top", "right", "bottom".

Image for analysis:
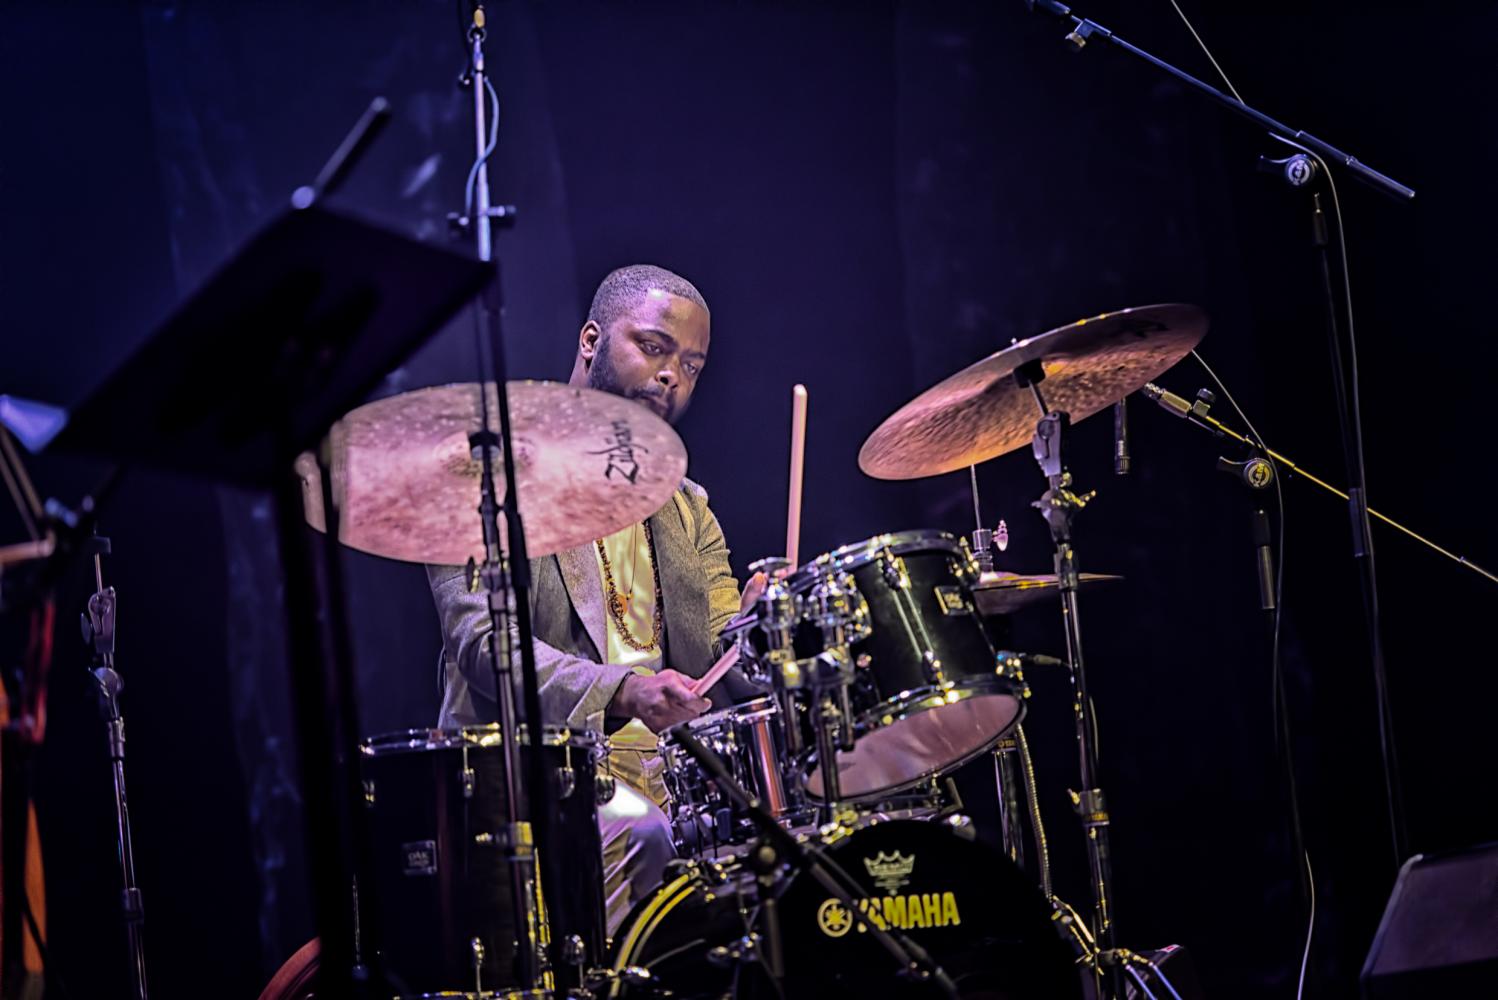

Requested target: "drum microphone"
[
  {"left": 1140, "top": 382, "right": 1228, "bottom": 437},
  {"left": 1113, "top": 399, "right": 1130, "bottom": 475},
  {"left": 997, "top": 650, "right": 1068, "bottom": 670}
]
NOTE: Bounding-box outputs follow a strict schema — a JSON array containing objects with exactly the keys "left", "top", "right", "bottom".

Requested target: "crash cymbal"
[
  {"left": 297, "top": 381, "right": 688, "bottom": 563},
  {"left": 973, "top": 570, "right": 1123, "bottom": 616},
  {"left": 859, "top": 304, "right": 1207, "bottom": 480}
]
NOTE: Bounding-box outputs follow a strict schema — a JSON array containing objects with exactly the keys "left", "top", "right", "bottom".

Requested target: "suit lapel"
[
  {"left": 553, "top": 544, "right": 607, "bottom": 662},
  {"left": 651, "top": 496, "right": 709, "bottom": 678}
]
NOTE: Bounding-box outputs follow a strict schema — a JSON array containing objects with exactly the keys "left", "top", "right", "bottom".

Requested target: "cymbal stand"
[
  {"left": 1050, "top": 898, "right": 1183, "bottom": 1000},
  {"left": 1013, "top": 357, "right": 1123, "bottom": 1000},
  {"left": 454, "top": 3, "right": 550, "bottom": 988}
]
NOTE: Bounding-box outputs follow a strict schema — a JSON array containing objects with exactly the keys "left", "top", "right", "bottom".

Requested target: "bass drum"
[{"left": 610, "top": 819, "right": 1080, "bottom": 999}]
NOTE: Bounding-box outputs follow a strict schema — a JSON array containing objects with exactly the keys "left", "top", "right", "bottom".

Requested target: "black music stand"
[{"left": 52, "top": 201, "right": 493, "bottom": 996}]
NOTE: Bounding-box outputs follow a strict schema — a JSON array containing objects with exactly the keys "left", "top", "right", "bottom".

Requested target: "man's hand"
[
  {"left": 739, "top": 570, "right": 769, "bottom": 613},
  {"left": 611, "top": 669, "right": 712, "bottom": 733}
]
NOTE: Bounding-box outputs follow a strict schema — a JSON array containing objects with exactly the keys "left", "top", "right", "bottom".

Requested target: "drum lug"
[
  {"left": 952, "top": 547, "right": 981, "bottom": 585},
  {"left": 470, "top": 936, "right": 486, "bottom": 995},
  {"left": 707, "top": 933, "right": 763, "bottom": 970},
  {"left": 777, "top": 656, "right": 805, "bottom": 690},
  {"left": 995, "top": 653, "right": 1033, "bottom": 699},
  {"left": 943, "top": 812, "right": 977, "bottom": 840},
  {"left": 559, "top": 933, "right": 587, "bottom": 966},
  {"left": 585, "top": 965, "right": 654, "bottom": 993},
  {"left": 361, "top": 778, "right": 375, "bottom": 807},
  {"left": 551, "top": 764, "right": 577, "bottom": 800},
  {"left": 594, "top": 770, "right": 617, "bottom": 805},
  {"left": 878, "top": 547, "right": 910, "bottom": 590},
  {"left": 921, "top": 649, "right": 944, "bottom": 685},
  {"left": 473, "top": 821, "right": 536, "bottom": 857}
]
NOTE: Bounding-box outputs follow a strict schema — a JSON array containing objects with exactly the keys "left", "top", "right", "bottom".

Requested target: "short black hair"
[{"left": 587, "top": 264, "right": 709, "bottom": 331}]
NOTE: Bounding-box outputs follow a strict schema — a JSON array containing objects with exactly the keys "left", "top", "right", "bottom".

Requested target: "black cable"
[
  {"left": 1191, "top": 351, "right": 1313, "bottom": 994},
  {"left": 1304, "top": 165, "right": 1405, "bottom": 868},
  {"left": 1160, "top": 0, "right": 1404, "bottom": 871}
]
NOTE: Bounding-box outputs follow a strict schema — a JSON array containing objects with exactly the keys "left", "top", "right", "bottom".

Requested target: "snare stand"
[{"left": 1014, "top": 358, "right": 1125, "bottom": 1000}]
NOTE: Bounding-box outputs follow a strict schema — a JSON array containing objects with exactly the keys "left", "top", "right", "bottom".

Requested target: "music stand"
[{"left": 53, "top": 200, "right": 492, "bottom": 996}]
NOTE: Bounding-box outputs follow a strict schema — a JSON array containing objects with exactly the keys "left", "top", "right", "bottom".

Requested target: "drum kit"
[
  {"left": 264, "top": 302, "right": 1210, "bottom": 999},
  {"left": 255, "top": 9, "right": 1219, "bottom": 996}
]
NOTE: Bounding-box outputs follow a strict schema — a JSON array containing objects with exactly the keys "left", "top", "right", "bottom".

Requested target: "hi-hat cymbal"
[
  {"left": 297, "top": 381, "right": 689, "bottom": 563},
  {"left": 973, "top": 570, "right": 1123, "bottom": 616},
  {"left": 859, "top": 304, "right": 1208, "bottom": 480}
]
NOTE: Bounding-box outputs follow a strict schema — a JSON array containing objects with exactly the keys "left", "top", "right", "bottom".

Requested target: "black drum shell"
[
  {"left": 358, "top": 728, "right": 605, "bottom": 996},
  {"left": 611, "top": 818, "right": 1081, "bottom": 999}
]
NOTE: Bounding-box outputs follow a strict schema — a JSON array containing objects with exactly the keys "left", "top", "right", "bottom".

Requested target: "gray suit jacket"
[{"left": 429, "top": 478, "right": 760, "bottom": 730}]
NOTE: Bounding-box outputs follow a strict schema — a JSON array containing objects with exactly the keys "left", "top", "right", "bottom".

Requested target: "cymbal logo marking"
[{"left": 589, "top": 419, "right": 649, "bottom": 484}]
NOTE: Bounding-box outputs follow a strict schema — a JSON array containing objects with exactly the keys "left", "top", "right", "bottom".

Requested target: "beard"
[{"left": 587, "top": 334, "right": 675, "bottom": 422}]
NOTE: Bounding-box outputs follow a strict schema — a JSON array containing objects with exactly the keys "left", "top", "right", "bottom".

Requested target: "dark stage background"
[{"left": 3, "top": 1, "right": 1495, "bottom": 996}]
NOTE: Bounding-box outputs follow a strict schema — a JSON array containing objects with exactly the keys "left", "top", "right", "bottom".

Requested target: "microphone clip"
[
  {"left": 1257, "top": 152, "right": 1320, "bottom": 189},
  {"left": 1217, "top": 454, "right": 1276, "bottom": 491}
]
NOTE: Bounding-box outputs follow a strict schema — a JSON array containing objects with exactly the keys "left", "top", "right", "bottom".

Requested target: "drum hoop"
[
  {"left": 360, "top": 725, "right": 601, "bottom": 756},
  {"left": 613, "top": 871, "right": 699, "bottom": 970},
  {"left": 667, "top": 695, "right": 779, "bottom": 740},
  {"left": 857, "top": 675, "right": 1023, "bottom": 727},
  {"left": 391, "top": 991, "right": 552, "bottom": 999},
  {"left": 803, "top": 678, "right": 1025, "bottom": 799},
  {"left": 792, "top": 529, "right": 964, "bottom": 584}
]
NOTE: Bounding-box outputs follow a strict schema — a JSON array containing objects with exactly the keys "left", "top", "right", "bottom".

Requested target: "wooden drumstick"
[
  {"left": 690, "top": 645, "right": 740, "bottom": 697},
  {"left": 785, "top": 384, "right": 808, "bottom": 571}
]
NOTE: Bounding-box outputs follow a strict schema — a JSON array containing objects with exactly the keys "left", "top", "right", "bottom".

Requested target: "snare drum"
[
  {"left": 658, "top": 696, "right": 808, "bottom": 855},
  {"left": 358, "top": 726, "right": 608, "bottom": 998}
]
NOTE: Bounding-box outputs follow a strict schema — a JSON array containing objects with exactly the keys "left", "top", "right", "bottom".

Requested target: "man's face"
[{"left": 580, "top": 290, "right": 710, "bottom": 425}]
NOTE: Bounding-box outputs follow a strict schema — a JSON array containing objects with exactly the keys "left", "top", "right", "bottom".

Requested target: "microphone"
[
  {"left": 996, "top": 650, "right": 1068, "bottom": 670},
  {"left": 1140, "top": 381, "right": 1191, "bottom": 419},
  {"left": 1139, "top": 383, "right": 1227, "bottom": 438},
  {"left": 1252, "top": 509, "right": 1276, "bottom": 612},
  {"left": 1113, "top": 398, "right": 1130, "bottom": 475}
]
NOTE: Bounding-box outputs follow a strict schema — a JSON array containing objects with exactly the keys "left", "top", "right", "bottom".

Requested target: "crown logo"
[{"left": 863, "top": 850, "right": 916, "bottom": 894}]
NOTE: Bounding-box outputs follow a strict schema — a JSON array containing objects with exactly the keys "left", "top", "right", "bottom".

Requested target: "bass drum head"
[{"left": 612, "top": 819, "right": 1080, "bottom": 999}]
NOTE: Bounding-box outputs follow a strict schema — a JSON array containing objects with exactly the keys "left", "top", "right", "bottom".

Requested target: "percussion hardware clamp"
[{"left": 1069, "top": 788, "right": 1111, "bottom": 827}]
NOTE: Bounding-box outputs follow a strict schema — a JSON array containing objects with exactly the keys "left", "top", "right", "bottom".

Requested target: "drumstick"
[
  {"left": 690, "top": 645, "right": 740, "bottom": 696},
  {"left": 785, "top": 384, "right": 808, "bottom": 571}
]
